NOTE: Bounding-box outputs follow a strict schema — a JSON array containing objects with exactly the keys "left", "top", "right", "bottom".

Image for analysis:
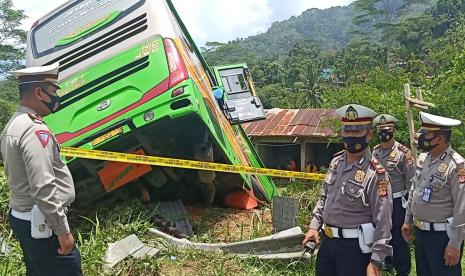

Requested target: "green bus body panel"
[
  {"left": 46, "top": 36, "right": 170, "bottom": 144},
  {"left": 212, "top": 64, "right": 278, "bottom": 199},
  {"left": 41, "top": 2, "right": 277, "bottom": 203}
]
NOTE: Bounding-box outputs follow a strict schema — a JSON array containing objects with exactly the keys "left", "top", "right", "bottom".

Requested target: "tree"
[
  {"left": 338, "top": 37, "right": 385, "bottom": 83},
  {"left": 252, "top": 59, "right": 286, "bottom": 87},
  {"left": 294, "top": 60, "right": 323, "bottom": 108},
  {"left": 353, "top": 0, "right": 421, "bottom": 67},
  {"left": 0, "top": 0, "right": 27, "bottom": 75}
]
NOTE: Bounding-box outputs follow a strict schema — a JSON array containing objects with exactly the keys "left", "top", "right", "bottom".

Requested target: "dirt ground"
[{"left": 186, "top": 206, "right": 273, "bottom": 243}]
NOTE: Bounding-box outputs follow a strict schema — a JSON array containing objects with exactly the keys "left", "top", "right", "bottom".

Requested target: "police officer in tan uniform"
[
  {"left": 372, "top": 114, "right": 415, "bottom": 276},
  {"left": 402, "top": 112, "right": 465, "bottom": 276},
  {"left": 303, "top": 104, "right": 393, "bottom": 276},
  {"left": 1, "top": 63, "right": 82, "bottom": 275}
]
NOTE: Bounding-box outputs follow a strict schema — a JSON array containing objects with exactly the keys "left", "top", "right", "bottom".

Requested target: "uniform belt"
[
  {"left": 10, "top": 207, "right": 69, "bottom": 221},
  {"left": 414, "top": 219, "right": 447, "bottom": 231},
  {"left": 324, "top": 226, "right": 358, "bottom": 239},
  {"left": 10, "top": 209, "right": 32, "bottom": 221},
  {"left": 392, "top": 190, "right": 407, "bottom": 199}
]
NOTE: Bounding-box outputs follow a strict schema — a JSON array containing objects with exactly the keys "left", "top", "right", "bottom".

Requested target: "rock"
[{"left": 104, "top": 234, "right": 160, "bottom": 271}]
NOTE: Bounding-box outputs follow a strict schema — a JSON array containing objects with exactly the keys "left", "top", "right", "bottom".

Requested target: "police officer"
[
  {"left": 402, "top": 112, "right": 465, "bottom": 276},
  {"left": 302, "top": 104, "right": 393, "bottom": 276},
  {"left": 0, "top": 63, "right": 82, "bottom": 275},
  {"left": 372, "top": 114, "right": 415, "bottom": 276}
]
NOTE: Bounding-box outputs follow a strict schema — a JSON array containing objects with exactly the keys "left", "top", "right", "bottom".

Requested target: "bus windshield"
[{"left": 32, "top": 0, "right": 143, "bottom": 57}]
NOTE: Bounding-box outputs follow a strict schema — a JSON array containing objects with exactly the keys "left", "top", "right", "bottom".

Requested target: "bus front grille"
[{"left": 45, "top": 13, "right": 148, "bottom": 72}]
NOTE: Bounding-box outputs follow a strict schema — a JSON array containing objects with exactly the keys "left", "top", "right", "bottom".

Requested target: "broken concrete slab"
[
  {"left": 104, "top": 234, "right": 160, "bottom": 271},
  {"left": 236, "top": 251, "right": 311, "bottom": 260},
  {"left": 149, "top": 226, "right": 310, "bottom": 260},
  {"left": 132, "top": 245, "right": 160, "bottom": 259},
  {"left": 272, "top": 196, "right": 298, "bottom": 233}
]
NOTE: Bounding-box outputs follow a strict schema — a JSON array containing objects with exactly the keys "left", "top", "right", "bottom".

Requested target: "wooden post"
[
  {"left": 300, "top": 142, "right": 306, "bottom": 172},
  {"left": 404, "top": 84, "right": 418, "bottom": 159},
  {"left": 416, "top": 86, "right": 423, "bottom": 101}
]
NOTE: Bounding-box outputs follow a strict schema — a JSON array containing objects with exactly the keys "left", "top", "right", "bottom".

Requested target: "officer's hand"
[
  {"left": 57, "top": 232, "right": 75, "bottom": 255},
  {"left": 302, "top": 228, "right": 320, "bottom": 246},
  {"left": 444, "top": 246, "right": 460, "bottom": 266},
  {"left": 401, "top": 223, "right": 412, "bottom": 242},
  {"left": 366, "top": 263, "right": 381, "bottom": 276}
]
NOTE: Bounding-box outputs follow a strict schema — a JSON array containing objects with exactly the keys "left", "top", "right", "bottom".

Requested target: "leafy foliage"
[{"left": 0, "top": 0, "right": 26, "bottom": 75}]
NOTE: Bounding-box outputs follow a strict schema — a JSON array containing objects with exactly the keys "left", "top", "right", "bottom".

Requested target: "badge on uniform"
[
  {"left": 355, "top": 170, "right": 365, "bottom": 183},
  {"left": 421, "top": 187, "right": 432, "bottom": 202},
  {"left": 35, "top": 130, "right": 51, "bottom": 147},
  {"left": 389, "top": 151, "right": 396, "bottom": 159},
  {"left": 438, "top": 163, "right": 448, "bottom": 173},
  {"left": 377, "top": 180, "right": 388, "bottom": 197}
]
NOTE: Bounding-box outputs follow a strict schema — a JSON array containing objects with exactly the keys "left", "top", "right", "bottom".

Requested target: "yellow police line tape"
[{"left": 61, "top": 147, "right": 326, "bottom": 181}]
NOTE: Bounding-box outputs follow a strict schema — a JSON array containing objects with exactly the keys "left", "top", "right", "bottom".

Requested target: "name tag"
[{"left": 421, "top": 187, "right": 432, "bottom": 202}]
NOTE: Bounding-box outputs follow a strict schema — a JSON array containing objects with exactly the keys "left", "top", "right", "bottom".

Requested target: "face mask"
[
  {"left": 41, "top": 90, "right": 61, "bottom": 113},
  {"left": 378, "top": 130, "right": 394, "bottom": 142},
  {"left": 417, "top": 133, "right": 438, "bottom": 152},
  {"left": 343, "top": 135, "right": 369, "bottom": 154}
]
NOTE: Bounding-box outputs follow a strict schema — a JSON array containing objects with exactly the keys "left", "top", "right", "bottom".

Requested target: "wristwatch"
[{"left": 370, "top": 259, "right": 385, "bottom": 270}]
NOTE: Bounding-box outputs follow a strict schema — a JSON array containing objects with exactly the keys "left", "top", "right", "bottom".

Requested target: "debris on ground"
[
  {"left": 149, "top": 226, "right": 310, "bottom": 261},
  {"left": 157, "top": 200, "right": 193, "bottom": 237},
  {"left": 104, "top": 234, "right": 160, "bottom": 271},
  {"left": 272, "top": 196, "right": 299, "bottom": 233},
  {"left": 0, "top": 236, "right": 11, "bottom": 255}
]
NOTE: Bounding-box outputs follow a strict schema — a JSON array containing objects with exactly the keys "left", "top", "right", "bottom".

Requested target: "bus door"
[{"left": 216, "top": 65, "right": 266, "bottom": 124}]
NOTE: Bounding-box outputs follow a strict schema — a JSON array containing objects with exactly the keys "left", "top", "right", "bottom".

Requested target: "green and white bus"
[{"left": 26, "top": 0, "right": 277, "bottom": 208}]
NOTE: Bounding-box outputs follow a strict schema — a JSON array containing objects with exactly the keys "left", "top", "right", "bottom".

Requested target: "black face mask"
[
  {"left": 41, "top": 90, "right": 61, "bottom": 113},
  {"left": 378, "top": 130, "right": 394, "bottom": 142},
  {"left": 417, "top": 133, "right": 438, "bottom": 152},
  {"left": 343, "top": 135, "right": 369, "bottom": 154}
]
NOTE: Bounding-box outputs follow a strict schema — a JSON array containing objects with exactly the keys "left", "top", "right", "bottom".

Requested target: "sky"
[{"left": 12, "top": 0, "right": 354, "bottom": 46}]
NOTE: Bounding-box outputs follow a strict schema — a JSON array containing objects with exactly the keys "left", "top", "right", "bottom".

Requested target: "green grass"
[{"left": 0, "top": 174, "right": 463, "bottom": 275}]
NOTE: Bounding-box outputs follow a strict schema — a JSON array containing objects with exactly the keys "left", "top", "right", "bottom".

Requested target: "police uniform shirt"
[
  {"left": 405, "top": 146, "right": 465, "bottom": 249},
  {"left": 373, "top": 141, "right": 416, "bottom": 194},
  {"left": 309, "top": 149, "right": 393, "bottom": 262},
  {"left": 1, "top": 106, "right": 75, "bottom": 236}
]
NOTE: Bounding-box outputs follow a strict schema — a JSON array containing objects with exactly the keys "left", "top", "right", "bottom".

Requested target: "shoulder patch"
[
  {"left": 330, "top": 155, "right": 343, "bottom": 170},
  {"left": 418, "top": 153, "right": 428, "bottom": 166},
  {"left": 452, "top": 152, "right": 464, "bottom": 165},
  {"left": 333, "top": 150, "right": 345, "bottom": 157},
  {"left": 377, "top": 179, "right": 389, "bottom": 197},
  {"left": 28, "top": 113, "right": 44, "bottom": 124},
  {"left": 458, "top": 166, "right": 465, "bottom": 184},
  {"left": 35, "top": 130, "right": 51, "bottom": 147},
  {"left": 397, "top": 144, "right": 410, "bottom": 154},
  {"left": 370, "top": 158, "right": 386, "bottom": 174}
]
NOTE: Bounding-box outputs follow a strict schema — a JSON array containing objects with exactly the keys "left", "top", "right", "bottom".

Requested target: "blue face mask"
[{"left": 343, "top": 135, "right": 369, "bottom": 154}]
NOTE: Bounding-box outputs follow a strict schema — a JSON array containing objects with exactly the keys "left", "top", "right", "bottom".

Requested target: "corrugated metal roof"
[{"left": 242, "top": 108, "right": 336, "bottom": 137}]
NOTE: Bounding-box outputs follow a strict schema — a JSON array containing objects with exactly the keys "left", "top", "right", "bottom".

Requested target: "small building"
[{"left": 243, "top": 108, "right": 343, "bottom": 172}]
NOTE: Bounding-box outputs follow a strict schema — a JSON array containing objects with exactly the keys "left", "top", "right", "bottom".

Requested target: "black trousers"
[
  {"left": 386, "top": 197, "right": 411, "bottom": 276},
  {"left": 316, "top": 234, "right": 371, "bottom": 276},
  {"left": 415, "top": 227, "right": 463, "bottom": 276},
  {"left": 8, "top": 211, "right": 82, "bottom": 276}
]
